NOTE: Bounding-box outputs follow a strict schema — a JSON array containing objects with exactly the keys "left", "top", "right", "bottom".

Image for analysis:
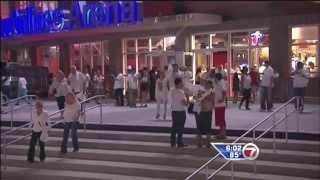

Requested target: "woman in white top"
[
  {"left": 239, "top": 66, "right": 252, "bottom": 110},
  {"left": 49, "top": 71, "right": 70, "bottom": 118},
  {"left": 292, "top": 62, "right": 309, "bottom": 111},
  {"left": 27, "top": 100, "right": 48, "bottom": 163},
  {"left": 60, "top": 92, "right": 81, "bottom": 154},
  {"left": 155, "top": 71, "right": 169, "bottom": 120}
]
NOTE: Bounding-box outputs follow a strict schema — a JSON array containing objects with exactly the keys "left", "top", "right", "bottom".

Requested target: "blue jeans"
[
  {"left": 260, "top": 86, "right": 272, "bottom": 110},
  {"left": 61, "top": 121, "right": 79, "bottom": 153}
]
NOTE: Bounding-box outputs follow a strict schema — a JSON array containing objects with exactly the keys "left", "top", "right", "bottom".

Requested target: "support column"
[
  {"left": 29, "top": 46, "right": 37, "bottom": 66},
  {"left": 174, "top": 30, "right": 188, "bottom": 66},
  {"left": 109, "top": 38, "right": 123, "bottom": 75},
  {"left": 269, "top": 20, "right": 290, "bottom": 102},
  {"left": 59, "top": 43, "right": 71, "bottom": 75}
]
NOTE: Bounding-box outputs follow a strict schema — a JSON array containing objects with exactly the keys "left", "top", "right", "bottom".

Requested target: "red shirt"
[{"left": 250, "top": 71, "right": 259, "bottom": 85}]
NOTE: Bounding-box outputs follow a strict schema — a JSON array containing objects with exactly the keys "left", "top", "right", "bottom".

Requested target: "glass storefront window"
[
  {"left": 211, "top": 33, "right": 228, "bottom": 48},
  {"left": 126, "top": 54, "right": 136, "bottom": 71},
  {"left": 151, "top": 37, "right": 163, "bottom": 51},
  {"left": 126, "top": 40, "right": 136, "bottom": 53},
  {"left": 291, "top": 45, "right": 317, "bottom": 72},
  {"left": 137, "top": 38, "right": 149, "bottom": 53},
  {"left": 232, "top": 32, "right": 249, "bottom": 47},
  {"left": 250, "top": 47, "right": 269, "bottom": 68},
  {"left": 194, "top": 34, "right": 210, "bottom": 49},
  {"left": 39, "top": 46, "right": 60, "bottom": 75},
  {"left": 291, "top": 25, "right": 319, "bottom": 73},
  {"left": 164, "top": 36, "right": 176, "bottom": 51}
]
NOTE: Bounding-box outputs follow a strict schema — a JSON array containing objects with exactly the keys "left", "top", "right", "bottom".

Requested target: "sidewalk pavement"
[{"left": 1, "top": 100, "right": 319, "bottom": 134}]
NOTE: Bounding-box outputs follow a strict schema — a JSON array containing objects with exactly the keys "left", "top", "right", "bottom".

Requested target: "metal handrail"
[
  {"left": 1, "top": 95, "right": 37, "bottom": 106},
  {"left": 185, "top": 97, "right": 296, "bottom": 180},
  {"left": 1, "top": 95, "right": 106, "bottom": 170},
  {"left": 1, "top": 95, "right": 37, "bottom": 129}
]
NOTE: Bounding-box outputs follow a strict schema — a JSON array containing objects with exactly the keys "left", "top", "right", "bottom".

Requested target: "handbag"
[
  {"left": 38, "top": 120, "right": 49, "bottom": 142},
  {"left": 40, "top": 130, "right": 48, "bottom": 142}
]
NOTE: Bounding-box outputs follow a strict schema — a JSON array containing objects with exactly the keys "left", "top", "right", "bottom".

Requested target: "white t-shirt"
[
  {"left": 169, "top": 88, "right": 187, "bottom": 111},
  {"left": 127, "top": 73, "right": 138, "bottom": 90},
  {"left": 260, "top": 66, "right": 274, "bottom": 87},
  {"left": 242, "top": 75, "right": 252, "bottom": 89},
  {"left": 114, "top": 74, "right": 124, "bottom": 89},
  {"left": 156, "top": 78, "right": 169, "bottom": 100},
  {"left": 19, "top": 77, "right": 27, "bottom": 89},
  {"left": 214, "top": 80, "right": 227, "bottom": 107},
  {"left": 63, "top": 101, "right": 81, "bottom": 122},
  {"left": 50, "top": 78, "right": 70, "bottom": 97},
  {"left": 293, "top": 69, "right": 309, "bottom": 88},
  {"left": 84, "top": 73, "right": 91, "bottom": 88},
  {"left": 94, "top": 75, "right": 104, "bottom": 90},
  {"left": 32, "top": 111, "right": 48, "bottom": 132},
  {"left": 68, "top": 71, "right": 86, "bottom": 93},
  {"left": 3, "top": 76, "right": 11, "bottom": 86}
]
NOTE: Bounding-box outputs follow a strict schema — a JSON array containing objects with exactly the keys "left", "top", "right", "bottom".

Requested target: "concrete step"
[
  {"left": 2, "top": 155, "right": 320, "bottom": 180},
  {"left": 4, "top": 145, "right": 320, "bottom": 179},
  {"left": 4, "top": 135, "right": 320, "bottom": 165},
  {"left": 2, "top": 127, "right": 320, "bottom": 152},
  {"left": 1, "top": 166, "right": 172, "bottom": 180}
]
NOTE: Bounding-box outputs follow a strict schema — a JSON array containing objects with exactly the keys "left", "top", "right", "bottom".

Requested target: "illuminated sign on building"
[
  {"left": 250, "top": 31, "right": 264, "bottom": 46},
  {"left": 0, "top": 1, "right": 143, "bottom": 38}
]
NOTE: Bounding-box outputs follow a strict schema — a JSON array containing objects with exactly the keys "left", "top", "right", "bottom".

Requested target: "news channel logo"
[{"left": 211, "top": 143, "right": 260, "bottom": 160}]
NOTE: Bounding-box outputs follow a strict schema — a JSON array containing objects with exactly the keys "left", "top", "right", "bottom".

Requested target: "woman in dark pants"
[
  {"left": 239, "top": 67, "right": 252, "bottom": 110},
  {"left": 27, "top": 100, "right": 48, "bottom": 163},
  {"left": 195, "top": 80, "right": 214, "bottom": 148},
  {"left": 49, "top": 71, "right": 69, "bottom": 118}
]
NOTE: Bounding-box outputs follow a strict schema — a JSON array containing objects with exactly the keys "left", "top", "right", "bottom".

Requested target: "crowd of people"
[{"left": 0, "top": 60, "right": 311, "bottom": 162}]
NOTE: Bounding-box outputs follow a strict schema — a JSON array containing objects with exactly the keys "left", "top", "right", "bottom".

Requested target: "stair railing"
[
  {"left": 1, "top": 95, "right": 106, "bottom": 170},
  {"left": 1, "top": 95, "right": 37, "bottom": 129},
  {"left": 185, "top": 97, "right": 297, "bottom": 180}
]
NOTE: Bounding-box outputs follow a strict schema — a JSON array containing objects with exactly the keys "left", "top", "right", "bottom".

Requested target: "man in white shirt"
[
  {"left": 167, "top": 64, "right": 183, "bottom": 90},
  {"left": 114, "top": 73, "right": 124, "bottom": 106},
  {"left": 16, "top": 77, "right": 28, "bottom": 105},
  {"left": 169, "top": 77, "right": 188, "bottom": 148},
  {"left": 61, "top": 92, "right": 81, "bottom": 154},
  {"left": 68, "top": 66, "right": 86, "bottom": 101},
  {"left": 127, "top": 69, "right": 138, "bottom": 107},
  {"left": 260, "top": 61, "right": 274, "bottom": 111}
]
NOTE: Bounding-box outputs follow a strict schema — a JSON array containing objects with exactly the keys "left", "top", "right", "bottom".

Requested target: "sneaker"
[
  {"left": 163, "top": 115, "right": 166, "bottom": 121},
  {"left": 73, "top": 148, "right": 79, "bottom": 152},
  {"left": 27, "top": 160, "right": 34, "bottom": 163},
  {"left": 155, "top": 114, "right": 160, "bottom": 119},
  {"left": 245, "top": 107, "right": 251, "bottom": 110},
  {"left": 177, "top": 144, "right": 188, "bottom": 148}
]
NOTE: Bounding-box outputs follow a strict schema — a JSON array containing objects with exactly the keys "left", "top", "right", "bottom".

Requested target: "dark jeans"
[
  {"left": 171, "top": 111, "right": 186, "bottom": 146},
  {"left": 61, "top": 121, "right": 79, "bottom": 153},
  {"left": 294, "top": 88, "right": 305, "bottom": 109},
  {"left": 149, "top": 84, "right": 156, "bottom": 101},
  {"left": 56, "top": 96, "right": 65, "bottom": 110},
  {"left": 195, "top": 111, "right": 212, "bottom": 135},
  {"left": 114, "top": 88, "right": 124, "bottom": 106},
  {"left": 27, "top": 131, "right": 46, "bottom": 162},
  {"left": 240, "top": 88, "right": 251, "bottom": 109},
  {"left": 260, "top": 86, "right": 273, "bottom": 110}
]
